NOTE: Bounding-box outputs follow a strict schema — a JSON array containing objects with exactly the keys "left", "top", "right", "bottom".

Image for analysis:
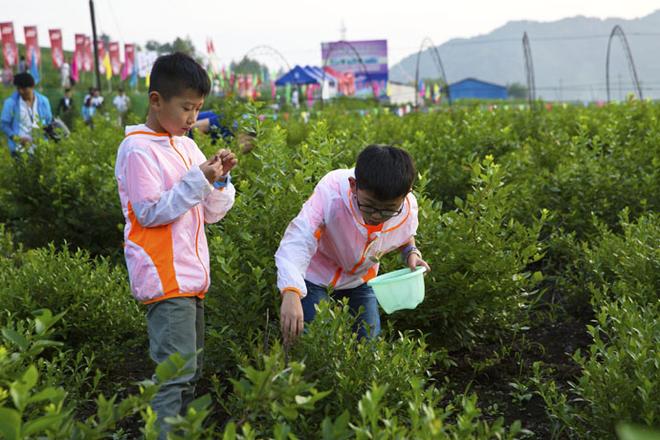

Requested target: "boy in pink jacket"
[
  {"left": 115, "top": 53, "right": 237, "bottom": 437},
  {"left": 276, "top": 145, "right": 430, "bottom": 343}
]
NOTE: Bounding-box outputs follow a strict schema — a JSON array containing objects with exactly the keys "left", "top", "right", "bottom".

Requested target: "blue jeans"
[
  {"left": 302, "top": 280, "right": 381, "bottom": 339},
  {"left": 146, "top": 297, "right": 204, "bottom": 439}
]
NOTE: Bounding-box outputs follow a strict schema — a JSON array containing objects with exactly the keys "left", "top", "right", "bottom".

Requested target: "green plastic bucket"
[{"left": 367, "top": 267, "right": 427, "bottom": 314}]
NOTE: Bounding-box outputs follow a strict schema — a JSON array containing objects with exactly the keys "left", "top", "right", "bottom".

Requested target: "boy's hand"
[
  {"left": 407, "top": 253, "right": 431, "bottom": 273},
  {"left": 200, "top": 149, "right": 237, "bottom": 184},
  {"left": 280, "top": 292, "right": 304, "bottom": 345},
  {"left": 237, "top": 132, "right": 256, "bottom": 154}
]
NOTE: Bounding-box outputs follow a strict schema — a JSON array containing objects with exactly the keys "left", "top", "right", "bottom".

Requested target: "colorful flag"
[
  {"left": 83, "top": 36, "right": 92, "bottom": 72},
  {"left": 103, "top": 52, "right": 112, "bottom": 80},
  {"left": 74, "top": 34, "right": 85, "bottom": 75},
  {"left": 0, "top": 22, "right": 17, "bottom": 68},
  {"left": 96, "top": 40, "right": 106, "bottom": 73},
  {"left": 71, "top": 49, "right": 79, "bottom": 82},
  {"left": 122, "top": 43, "right": 135, "bottom": 81},
  {"left": 23, "top": 26, "right": 39, "bottom": 67},
  {"left": 48, "top": 29, "right": 63, "bottom": 68},
  {"left": 433, "top": 83, "right": 440, "bottom": 103},
  {"left": 130, "top": 60, "right": 137, "bottom": 88},
  {"left": 108, "top": 42, "right": 121, "bottom": 75},
  {"left": 30, "top": 47, "right": 39, "bottom": 84},
  {"left": 206, "top": 38, "right": 215, "bottom": 55}
]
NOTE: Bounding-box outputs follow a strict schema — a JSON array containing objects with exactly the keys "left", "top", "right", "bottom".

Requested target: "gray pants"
[{"left": 147, "top": 297, "right": 204, "bottom": 438}]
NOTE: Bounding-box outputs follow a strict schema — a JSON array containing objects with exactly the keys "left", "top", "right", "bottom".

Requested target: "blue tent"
[
  {"left": 303, "top": 66, "right": 336, "bottom": 86},
  {"left": 275, "top": 65, "right": 318, "bottom": 86},
  {"left": 447, "top": 78, "right": 508, "bottom": 100}
]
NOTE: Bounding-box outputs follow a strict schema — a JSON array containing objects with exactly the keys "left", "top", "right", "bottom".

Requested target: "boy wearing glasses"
[{"left": 276, "top": 145, "right": 430, "bottom": 342}]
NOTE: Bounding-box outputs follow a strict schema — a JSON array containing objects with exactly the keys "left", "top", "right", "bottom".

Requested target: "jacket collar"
[{"left": 124, "top": 124, "right": 174, "bottom": 144}]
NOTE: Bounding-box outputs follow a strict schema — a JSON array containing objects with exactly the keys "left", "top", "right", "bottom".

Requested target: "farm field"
[{"left": 0, "top": 101, "right": 658, "bottom": 439}]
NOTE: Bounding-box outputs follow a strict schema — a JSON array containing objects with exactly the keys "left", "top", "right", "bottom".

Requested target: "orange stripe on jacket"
[
  {"left": 362, "top": 266, "right": 378, "bottom": 283},
  {"left": 127, "top": 201, "right": 180, "bottom": 297},
  {"left": 330, "top": 267, "right": 343, "bottom": 288}
]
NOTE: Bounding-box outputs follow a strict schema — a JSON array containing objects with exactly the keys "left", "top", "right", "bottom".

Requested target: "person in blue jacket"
[
  {"left": 1, "top": 72, "right": 53, "bottom": 157},
  {"left": 188, "top": 110, "right": 255, "bottom": 153}
]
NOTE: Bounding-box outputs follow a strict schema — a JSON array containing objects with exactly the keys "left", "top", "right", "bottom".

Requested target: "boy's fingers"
[
  {"left": 281, "top": 316, "right": 290, "bottom": 343},
  {"left": 288, "top": 317, "right": 298, "bottom": 342}
]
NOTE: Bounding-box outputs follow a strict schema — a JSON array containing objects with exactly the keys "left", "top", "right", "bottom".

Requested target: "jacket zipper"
[{"left": 169, "top": 137, "right": 209, "bottom": 291}]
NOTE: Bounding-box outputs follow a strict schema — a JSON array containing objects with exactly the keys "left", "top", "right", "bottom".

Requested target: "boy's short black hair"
[
  {"left": 13, "top": 72, "right": 35, "bottom": 88},
  {"left": 355, "top": 145, "right": 416, "bottom": 200},
  {"left": 149, "top": 52, "right": 210, "bottom": 100}
]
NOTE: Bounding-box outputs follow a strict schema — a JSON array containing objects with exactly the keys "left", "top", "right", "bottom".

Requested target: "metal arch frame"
[
  {"left": 606, "top": 25, "right": 643, "bottom": 102},
  {"left": 522, "top": 32, "right": 536, "bottom": 106},
  {"left": 320, "top": 40, "right": 378, "bottom": 104},
  {"left": 241, "top": 45, "right": 292, "bottom": 73},
  {"left": 414, "top": 37, "right": 451, "bottom": 107}
]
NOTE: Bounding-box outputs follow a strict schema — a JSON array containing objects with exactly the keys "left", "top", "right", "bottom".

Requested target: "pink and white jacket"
[
  {"left": 115, "top": 124, "right": 235, "bottom": 304},
  {"left": 275, "top": 169, "right": 418, "bottom": 298}
]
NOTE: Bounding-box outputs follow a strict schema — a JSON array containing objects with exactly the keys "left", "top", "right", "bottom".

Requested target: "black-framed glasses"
[{"left": 354, "top": 185, "right": 405, "bottom": 219}]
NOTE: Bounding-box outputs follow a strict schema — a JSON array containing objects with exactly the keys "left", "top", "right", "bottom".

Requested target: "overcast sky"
[{"left": 3, "top": 0, "right": 659, "bottom": 69}]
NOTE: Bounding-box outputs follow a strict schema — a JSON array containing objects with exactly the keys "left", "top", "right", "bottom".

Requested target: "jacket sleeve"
[
  {"left": 409, "top": 193, "right": 419, "bottom": 237},
  {"left": 124, "top": 149, "right": 212, "bottom": 227},
  {"left": 397, "top": 193, "right": 420, "bottom": 248},
  {"left": 274, "top": 179, "right": 329, "bottom": 298},
  {"left": 39, "top": 95, "right": 53, "bottom": 125},
  {"left": 202, "top": 179, "right": 235, "bottom": 224},
  {"left": 188, "top": 141, "right": 236, "bottom": 224},
  {"left": 1, "top": 99, "right": 15, "bottom": 138}
]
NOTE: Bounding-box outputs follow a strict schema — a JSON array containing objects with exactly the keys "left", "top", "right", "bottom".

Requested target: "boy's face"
[
  {"left": 150, "top": 88, "right": 204, "bottom": 137},
  {"left": 17, "top": 86, "right": 34, "bottom": 102},
  {"left": 349, "top": 177, "right": 407, "bottom": 226}
]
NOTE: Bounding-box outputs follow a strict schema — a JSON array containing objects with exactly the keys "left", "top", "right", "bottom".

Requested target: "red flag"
[
  {"left": 48, "top": 29, "right": 63, "bottom": 68},
  {"left": 83, "top": 36, "right": 92, "bottom": 72},
  {"left": 23, "top": 26, "right": 40, "bottom": 67},
  {"left": 109, "top": 42, "right": 121, "bottom": 75},
  {"left": 71, "top": 51, "right": 79, "bottom": 82},
  {"left": 121, "top": 43, "right": 135, "bottom": 80},
  {"left": 206, "top": 38, "right": 215, "bottom": 55},
  {"left": 96, "top": 40, "right": 106, "bottom": 73},
  {"left": 0, "top": 22, "right": 18, "bottom": 68},
  {"left": 74, "top": 33, "right": 85, "bottom": 74}
]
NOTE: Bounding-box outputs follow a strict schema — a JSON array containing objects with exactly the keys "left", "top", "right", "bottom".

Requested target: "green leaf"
[
  {"left": 222, "top": 421, "right": 237, "bottom": 440},
  {"left": 188, "top": 393, "right": 212, "bottom": 412},
  {"left": 2, "top": 329, "right": 29, "bottom": 351},
  {"left": 33, "top": 309, "right": 65, "bottom": 335},
  {"left": 27, "top": 387, "right": 64, "bottom": 405},
  {"left": 616, "top": 423, "right": 660, "bottom": 440},
  {"left": 0, "top": 408, "right": 21, "bottom": 440},
  {"left": 155, "top": 352, "right": 188, "bottom": 382},
  {"left": 10, "top": 365, "right": 38, "bottom": 411},
  {"left": 22, "top": 414, "right": 66, "bottom": 437}
]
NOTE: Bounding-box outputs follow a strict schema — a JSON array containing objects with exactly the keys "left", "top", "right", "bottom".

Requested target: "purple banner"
[{"left": 321, "top": 39, "right": 388, "bottom": 97}]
